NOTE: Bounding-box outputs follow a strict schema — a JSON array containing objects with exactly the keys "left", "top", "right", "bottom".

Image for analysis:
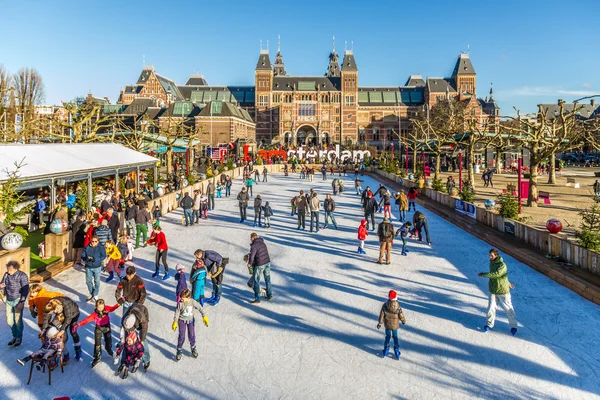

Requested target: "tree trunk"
[
  {"left": 412, "top": 147, "right": 417, "bottom": 174},
  {"left": 528, "top": 160, "right": 539, "bottom": 207},
  {"left": 495, "top": 147, "right": 502, "bottom": 175},
  {"left": 435, "top": 153, "right": 441, "bottom": 180},
  {"left": 468, "top": 145, "right": 475, "bottom": 187},
  {"left": 548, "top": 152, "right": 556, "bottom": 184},
  {"left": 166, "top": 148, "right": 173, "bottom": 175}
]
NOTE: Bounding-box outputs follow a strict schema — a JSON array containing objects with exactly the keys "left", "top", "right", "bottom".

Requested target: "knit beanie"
[
  {"left": 388, "top": 290, "right": 397, "bottom": 300},
  {"left": 176, "top": 264, "right": 185, "bottom": 272}
]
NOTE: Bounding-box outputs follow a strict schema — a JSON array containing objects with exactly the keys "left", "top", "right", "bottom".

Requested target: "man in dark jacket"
[
  {"left": 198, "top": 249, "right": 228, "bottom": 306},
  {"left": 124, "top": 175, "right": 136, "bottom": 197},
  {"left": 323, "top": 194, "right": 338, "bottom": 230},
  {"left": 225, "top": 176, "right": 233, "bottom": 197},
  {"left": 237, "top": 187, "right": 249, "bottom": 223},
  {"left": 377, "top": 217, "right": 395, "bottom": 265},
  {"left": 248, "top": 233, "right": 272, "bottom": 304},
  {"left": 180, "top": 192, "right": 194, "bottom": 226},
  {"left": 105, "top": 207, "right": 120, "bottom": 242},
  {"left": 413, "top": 211, "right": 431, "bottom": 245},
  {"left": 125, "top": 200, "right": 138, "bottom": 238},
  {"left": 121, "top": 303, "right": 150, "bottom": 371},
  {"left": 115, "top": 266, "right": 147, "bottom": 315},
  {"left": 364, "top": 192, "right": 378, "bottom": 231},
  {"left": 82, "top": 235, "right": 107, "bottom": 302},
  {"left": 296, "top": 190, "right": 308, "bottom": 230},
  {"left": 206, "top": 182, "right": 216, "bottom": 210},
  {"left": 1, "top": 261, "right": 29, "bottom": 347},
  {"left": 375, "top": 184, "right": 387, "bottom": 200}
]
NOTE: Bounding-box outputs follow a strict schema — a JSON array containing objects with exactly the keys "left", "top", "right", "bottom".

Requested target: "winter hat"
[
  {"left": 361, "top": 219, "right": 368, "bottom": 226},
  {"left": 388, "top": 290, "right": 397, "bottom": 300},
  {"left": 46, "top": 327, "right": 59, "bottom": 338},
  {"left": 124, "top": 314, "right": 136, "bottom": 329},
  {"left": 368, "top": 192, "right": 373, "bottom": 198},
  {"left": 127, "top": 331, "right": 138, "bottom": 343},
  {"left": 176, "top": 263, "right": 185, "bottom": 272}
]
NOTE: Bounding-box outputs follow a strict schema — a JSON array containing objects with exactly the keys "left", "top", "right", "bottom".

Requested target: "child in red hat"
[
  {"left": 377, "top": 290, "right": 406, "bottom": 359},
  {"left": 357, "top": 219, "right": 368, "bottom": 254}
]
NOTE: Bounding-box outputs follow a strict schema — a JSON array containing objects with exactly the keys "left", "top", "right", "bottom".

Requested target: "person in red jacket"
[
  {"left": 357, "top": 219, "right": 368, "bottom": 255},
  {"left": 72, "top": 299, "right": 119, "bottom": 368},
  {"left": 407, "top": 188, "right": 418, "bottom": 212},
  {"left": 147, "top": 225, "right": 170, "bottom": 280}
]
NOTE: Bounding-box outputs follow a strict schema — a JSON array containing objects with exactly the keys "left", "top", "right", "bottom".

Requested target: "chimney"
[{"left": 591, "top": 99, "right": 596, "bottom": 106}]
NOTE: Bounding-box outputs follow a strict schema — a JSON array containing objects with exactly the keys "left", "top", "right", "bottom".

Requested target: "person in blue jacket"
[
  {"left": 82, "top": 235, "right": 107, "bottom": 303},
  {"left": 191, "top": 250, "right": 207, "bottom": 305}
]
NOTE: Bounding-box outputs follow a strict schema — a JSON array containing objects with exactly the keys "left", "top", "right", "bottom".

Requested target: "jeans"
[
  {"left": 177, "top": 319, "right": 196, "bottom": 348},
  {"left": 122, "top": 301, "right": 134, "bottom": 317},
  {"left": 263, "top": 174, "right": 268, "bottom": 182},
  {"left": 193, "top": 209, "right": 200, "bottom": 223},
  {"left": 384, "top": 329, "right": 399, "bottom": 349},
  {"left": 225, "top": 186, "right": 231, "bottom": 197},
  {"left": 365, "top": 213, "right": 375, "bottom": 230},
  {"left": 155, "top": 249, "right": 169, "bottom": 273},
  {"left": 399, "top": 208, "right": 406, "bottom": 222},
  {"left": 211, "top": 274, "right": 223, "bottom": 297},
  {"left": 135, "top": 224, "right": 148, "bottom": 248},
  {"left": 297, "top": 212, "right": 305, "bottom": 229},
  {"left": 125, "top": 219, "right": 136, "bottom": 238},
  {"left": 208, "top": 194, "right": 215, "bottom": 210},
  {"left": 183, "top": 208, "right": 193, "bottom": 226},
  {"left": 253, "top": 263, "right": 272, "bottom": 301},
  {"left": 486, "top": 293, "right": 518, "bottom": 329},
  {"left": 324, "top": 211, "right": 337, "bottom": 228},
  {"left": 240, "top": 205, "right": 247, "bottom": 221},
  {"left": 5, "top": 299, "right": 24, "bottom": 339},
  {"left": 86, "top": 267, "right": 102, "bottom": 297},
  {"left": 400, "top": 237, "right": 407, "bottom": 253},
  {"left": 408, "top": 201, "right": 416, "bottom": 211},
  {"left": 247, "top": 186, "right": 253, "bottom": 196},
  {"left": 254, "top": 210, "right": 262, "bottom": 225},
  {"left": 310, "top": 211, "right": 320, "bottom": 232},
  {"left": 415, "top": 219, "right": 431, "bottom": 243}
]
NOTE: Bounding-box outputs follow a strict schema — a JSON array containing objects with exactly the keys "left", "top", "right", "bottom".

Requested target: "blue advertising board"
[{"left": 454, "top": 199, "right": 476, "bottom": 219}]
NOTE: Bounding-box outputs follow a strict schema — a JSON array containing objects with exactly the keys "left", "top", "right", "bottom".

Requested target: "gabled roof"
[
  {"left": 197, "top": 100, "right": 253, "bottom": 123},
  {"left": 426, "top": 78, "right": 457, "bottom": 93},
  {"left": 185, "top": 74, "right": 208, "bottom": 86},
  {"left": 155, "top": 73, "right": 184, "bottom": 101},
  {"left": 273, "top": 51, "right": 287, "bottom": 76},
  {"left": 341, "top": 50, "right": 358, "bottom": 72},
  {"left": 272, "top": 76, "right": 340, "bottom": 91},
  {"left": 452, "top": 53, "right": 475, "bottom": 76},
  {"left": 405, "top": 75, "right": 426, "bottom": 87},
  {"left": 326, "top": 51, "right": 341, "bottom": 78},
  {"left": 124, "top": 85, "right": 141, "bottom": 94},
  {"left": 540, "top": 102, "right": 600, "bottom": 120},
  {"left": 137, "top": 66, "right": 154, "bottom": 84},
  {"left": 256, "top": 50, "right": 272, "bottom": 70},
  {"left": 161, "top": 101, "right": 201, "bottom": 118},
  {"left": 122, "top": 98, "right": 157, "bottom": 115},
  {"left": 357, "top": 87, "right": 425, "bottom": 107}
]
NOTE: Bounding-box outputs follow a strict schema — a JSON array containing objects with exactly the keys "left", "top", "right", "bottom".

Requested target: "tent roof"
[{"left": 0, "top": 143, "right": 158, "bottom": 189}]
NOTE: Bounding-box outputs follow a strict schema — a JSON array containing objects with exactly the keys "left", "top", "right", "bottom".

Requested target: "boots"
[
  {"left": 106, "top": 272, "right": 114, "bottom": 283},
  {"left": 382, "top": 347, "right": 390, "bottom": 357},
  {"left": 191, "top": 346, "right": 198, "bottom": 358},
  {"left": 208, "top": 296, "right": 220, "bottom": 306},
  {"left": 17, "top": 356, "right": 31, "bottom": 366},
  {"left": 75, "top": 347, "right": 83, "bottom": 361},
  {"left": 91, "top": 357, "right": 101, "bottom": 368},
  {"left": 176, "top": 348, "right": 182, "bottom": 361},
  {"left": 205, "top": 293, "right": 216, "bottom": 303},
  {"left": 394, "top": 347, "right": 401, "bottom": 359}
]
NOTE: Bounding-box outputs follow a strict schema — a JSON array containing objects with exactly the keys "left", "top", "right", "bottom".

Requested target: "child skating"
[
  {"left": 377, "top": 290, "right": 406, "bottom": 359},
  {"left": 395, "top": 222, "right": 412, "bottom": 256},
  {"left": 191, "top": 250, "right": 207, "bottom": 305},
  {"left": 357, "top": 219, "right": 368, "bottom": 254},
  {"left": 216, "top": 182, "right": 223, "bottom": 198},
  {"left": 175, "top": 264, "right": 188, "bottom": 303},
  {"left": 104, "top": 240, "right": 122, "bottom": 282},
  {"left": 172, "top": 289, "right": 209, "bottom": 361},
  {"left": 116, "top": 331, "right": 144, "bottom": 379},
  {"left": 72, "top": 299, "right": 120, "bottom": 368}
]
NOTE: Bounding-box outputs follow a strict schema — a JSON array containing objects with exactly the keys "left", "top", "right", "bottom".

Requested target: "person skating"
[
  {"left": 147, "top": 225, "right": 170, "bottom": 280},
  {"left": 377, "top": 290, "right": 406, "bottom": 359},
  {"left": 17, "top": 326, "right": 63, "bottom": 370},
  {"left": 72, "top": 299, "right": 119, "bottom": 368},
  {"left": 361, "top": 186, "right": 373, "bottom": 206},
  {"left": 206, "top": 181, "right": 216, "bottom": 210},
  {"left": 253, "top": 195, "right": 263, "bottom": 227},
  {"left": 321, "top": 165, "right": 327, "bottom": 180},
  {"left": 115, "top": 265, "right": 146, "bottom": 315},
  {"left": 323, "top": 194, "right": 338, "bottom": 230},
  {"left": 364, "top": 192, "right": 378, "bottom": 231},
  {"left": 116, "top": 331, "right": 144, "bottom": 379},
  {"left": 355, "top": 177, "right": 364, "bottom": 195},
  {"left": 332, "top": 178, "right": 339, "bottom": 195},
  {"left": 407, "top": 188, "right": 418, "bottom": 211},
  {"left": 395, "top": 222, "right": 412, "bottom": 256},
  {"left": 197, "top": 249, "right": 228, "bottom": 306},
  {"left": 290, "top": 196, "right": 297, "bottom": 216},
  {"left": 104, "top": 240, "right": 122, "bottom": 283},
  {"left": 28, "top": 284, "right": 63, "bottom": 329},
  {"left": 412, "top": 211, "right": 431, "bottom": 245},
  {"left": 262, "top": 167, "right": 268, "bottom": 182},
  {"left": 245, "top": 176, "right": 255, "bottom": 197},
  {"left": 478, "top": 249, "right": 518, "bottom": 335},
  {"left": 180, "top": 192, "right": 194, "bottom": 226},
  {"left": 191, "top": 251, "right": 207, "bottom": 305},
  {"left": 393, "top": 190, "right": 408, "bottom": 222},
  {"left": 1, "top": 260, "right": 29, "bottom": 347},
  {"left": 296, "top": 190, "right": 307, "bottom": 230},
  {"left": 375, "top": 184, "right": 387, "bottom": 202},
  {"left": 119, "top": 303, "right": 150, "bottom": 371},
  {"left": 263, "top": 201, "right": 273, "bottom": 228},
  {"left": 377, "top": 217, "right": 395, "bottom": 265},
  {"left": 134, "top": 206, "right": 151, "bottom": 249},
  {"left": 42, "top": 297, "right": 82, "bottom": 362},
  {"left": 248, "top": 233, "right": 273, "bottom": 304},
  {"left": 172, "top": 289, "right": 209, "bottom": 361},
  {"left": 216, "top": 182, "right": 223, "bottom": 198},
  {"left": 357, "top": 219, "right": 368, "bottom": 254},
  {"left": 82, "top": 236, "right": 106, "bottom": 302},
  {"left": 175, "top": 264, "right": 188, "bottom": 303},
  {"left": 237, "top": 187, "right": 249, "bottom": 223},
  {"left": 95, "top": 219, "right": 112, "bottom": 247},
  {"left": 225, "top": 175, "right": 232, "bottom": 197},
  {"left": 254, "top": 168, "right": 260, "bottom": 183},
  {"left": 309, "top": 192, "right": 321, "bottom": 233},
  {"left": 379, "top": 189, "right": 392, "bottom": 219},
  {"left": 284, "top": 164, "right": 289, "bottom": 177}
]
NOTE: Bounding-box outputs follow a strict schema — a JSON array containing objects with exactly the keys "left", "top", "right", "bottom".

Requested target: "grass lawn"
[{"left": 22, "top": 230, "right": 61, "bottom": 272}]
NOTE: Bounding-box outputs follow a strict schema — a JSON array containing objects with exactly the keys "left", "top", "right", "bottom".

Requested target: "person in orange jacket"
[
  {"left": 357, "top": 219, "right": 369, "bottom": 255},
  {"left": 147, "top": 225, "right": 170, "bottom": 280},
  {"left": 28, "top": 284, "right": 64, "bottom": 329}
]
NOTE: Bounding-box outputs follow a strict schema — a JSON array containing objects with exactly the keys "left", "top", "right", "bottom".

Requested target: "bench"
[
  {"left": 566, "top": 177, "right": 580, "bottom": 189},
  {"left": 538, "top": 191, "right": 551, "bottom": 205}
]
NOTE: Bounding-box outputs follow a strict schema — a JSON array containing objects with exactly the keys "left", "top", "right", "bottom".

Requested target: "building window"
[
  {"left": 372, "top": 127, "right": 379, "bottom": 141},
  {"left": 273, "top": 94, "right": 281, "bottom": 103},
  {"left": 345, "top": 95, "right": 355, "bottom": 106},
  {"left": 298, "top": 104, "right": 316, "bottom": 116},
  {"left": 259, "top": 95, "right": 268, "bottom": 107},
  {"left": 386, "top": 127, "right": 393, "bottom": 140}
]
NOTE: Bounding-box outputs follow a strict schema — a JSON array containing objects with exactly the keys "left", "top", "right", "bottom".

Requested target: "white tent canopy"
[{"left": 0, "top": 143, "right": 158, "bottom": 190}]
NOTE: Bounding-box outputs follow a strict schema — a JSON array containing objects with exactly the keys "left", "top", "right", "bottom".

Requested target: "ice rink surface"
[{"left": 1, "top": 171, "right": 599, "bottom": 400}]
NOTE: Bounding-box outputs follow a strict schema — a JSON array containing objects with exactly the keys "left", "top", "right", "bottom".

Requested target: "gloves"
[
  {"left": 203, "top": 315, "right": 209, "bottom": 327},
  {"left": 71, "top": 323, "right": 79, "bottom": 333},
  {"left": 172, "top": 321, "right": 178, "bottom": 331},
  {"left": 30, "top": 310, "right": 38, "bottom": 319},
  {"left": 118, "top": 297, "right": 125, "bottom": 305},
  {"left": 377, "top": 324, "right": 381, "bottom": 329}
]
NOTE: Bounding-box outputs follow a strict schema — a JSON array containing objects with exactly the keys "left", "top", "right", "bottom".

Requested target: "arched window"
[{"left": 372, "top": 127, "right": 379, "bottom": 141}]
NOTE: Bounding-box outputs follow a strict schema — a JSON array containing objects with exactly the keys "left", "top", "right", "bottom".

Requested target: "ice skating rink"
[{"left": 1, "top": 172, "right": 599, "bottom": 400}]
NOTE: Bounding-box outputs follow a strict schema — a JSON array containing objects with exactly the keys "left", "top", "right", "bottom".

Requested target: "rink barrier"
[{"left": 372, "top": 169, "right": 600, "bottom": 279}]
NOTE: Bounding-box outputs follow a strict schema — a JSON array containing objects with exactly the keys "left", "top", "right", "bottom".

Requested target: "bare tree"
[
  {"left": 0, "top": 65, "right": 10, "bottom": 113},
  {"left": 13, "top": 67, "right": 45, "bottom": 120},
  {"left": 58, "top": 98, "right": 115, "bottom": 142},
  {"left": 504, "top": 101, "right": 595, "bottom": 207},
  {"left": 113, "top": 113, "right": 156, "bottom": 152},
  {"left": 158, "top": 116, "right": 194, "bottom": 175}
]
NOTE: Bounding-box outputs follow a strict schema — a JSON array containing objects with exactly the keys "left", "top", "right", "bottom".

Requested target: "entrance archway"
[{"left": 296, "top": 125, "right": 316, "bottom": 146}]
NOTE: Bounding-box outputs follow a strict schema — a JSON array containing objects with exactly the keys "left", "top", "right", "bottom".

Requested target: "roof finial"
[
  {"left": 332, "top": 35, "right": 335, "bottom": 53},
  {"left": 489, "top": 83, "right": 494, "bottom": 99},
  {"left": 278, "top": 35, "right": 281, "bottom": 52}
]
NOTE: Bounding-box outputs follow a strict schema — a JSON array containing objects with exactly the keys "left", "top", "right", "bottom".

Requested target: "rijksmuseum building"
[{"left": 117, "top": 41, "right": 499, "bottom": 150}]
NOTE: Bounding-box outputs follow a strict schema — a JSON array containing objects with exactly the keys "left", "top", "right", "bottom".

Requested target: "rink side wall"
[{"left": 372, "top": 169, "right": 600, "bottom": 278}]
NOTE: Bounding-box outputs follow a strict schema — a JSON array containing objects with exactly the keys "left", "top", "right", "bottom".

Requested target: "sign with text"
[
  {"left": 455, "top": 199, "right": 476, "bottom": 219},
  {"left": 504, "top": 220, "right": 515, "bottom": 236}
]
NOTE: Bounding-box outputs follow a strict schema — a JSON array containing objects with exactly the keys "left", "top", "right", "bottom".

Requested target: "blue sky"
[{"left": 1, "top": 0, "right": 598, "bottom": 114}]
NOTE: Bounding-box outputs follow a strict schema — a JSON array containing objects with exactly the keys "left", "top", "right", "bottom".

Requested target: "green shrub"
[
  {"left": 13, "top": 226, "right": 29, "bottom": 241},
  {"left": 431, "top": 178, "right": 445, "bottom": 192},
  {"left": 226, "top": 158, "right": 235, "bottom": 171},
  {"left": 75, "top": 180, "right": 89, "bottom": 212},
  {"left": 256, "top": 157, "right": 264, "bottom": 166},
  {"left": 459, "top": 183, "right": 475, "bottom": 203},
  {"left": 186, "top": 173, "right": 196, "bottom": 186},
  {"left": 498, "top": 193, "right": 519, "bottom": 219},
  {"left": 576, "top": 205, "right": 600, "bottom": 250},
  {"left": 0, "top": 160, "right": 30, "bottom": 224},
  {"left": 217, "top": 163, "right": 225, "bottom": 174}
]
